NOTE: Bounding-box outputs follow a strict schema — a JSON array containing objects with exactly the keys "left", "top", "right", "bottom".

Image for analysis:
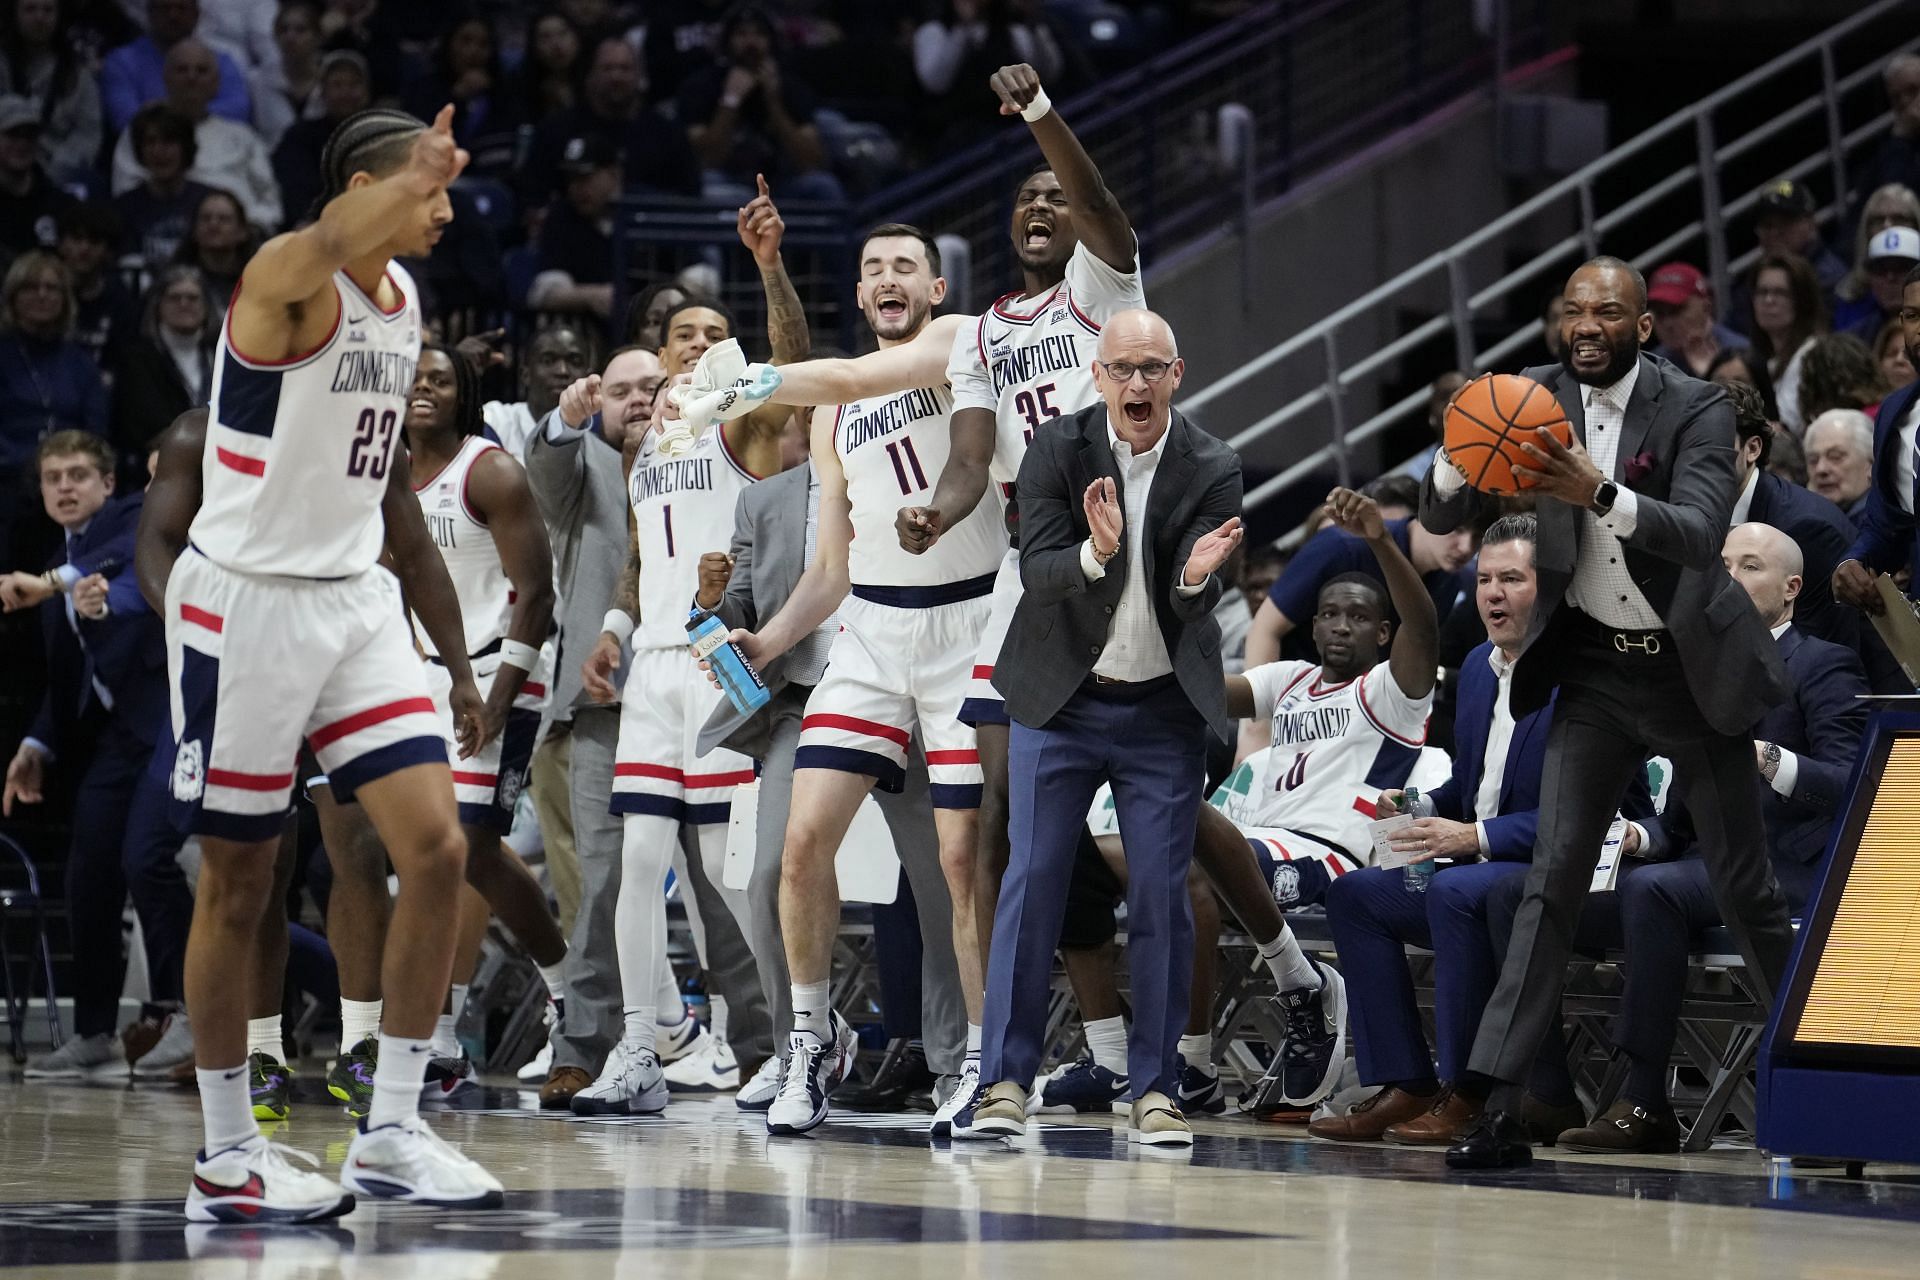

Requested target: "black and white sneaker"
[
  {"left": 767, "top": 1033, "right": 832, "bottom": 1135},
  {"left": 1272, "top": 959, "right": 1348, "bottom": 1106}
]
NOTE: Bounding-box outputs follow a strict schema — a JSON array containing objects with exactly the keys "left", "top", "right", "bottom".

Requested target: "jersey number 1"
[
  {"left": 1281, "top": 752, "right": 1310, "bottom": 792},
  {"left": 347, "top": 408, "right": 396, "bottom": 480},
  {"left": 886, "top": 438, "right": 929, "bottom": 495}
]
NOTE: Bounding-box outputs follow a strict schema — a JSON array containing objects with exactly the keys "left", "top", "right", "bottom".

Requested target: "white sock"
[
  {"left": 448, "top": 983, "right": 469, "bottom": 1023},
  {"left": 1084, "top": 1016, "right": 1128, "bottom": 1074},
  {"left": 196, "top": 1064, "right": 259, "bottom": 1155},
  {"left": 432, "top": 1013, "right": 458, "bottom": 1055},
  {"left": 536, "top": 961, "right": 567, "bottom": 1004},
  {"left": 965, "top": 1022, "right": 982, "bottom": 1061},
  {"left": 246, "top": 1015, "right": 281, "bottom": 1061},
  {"left": 1259, "top": 927, "right": 1321, "bottom": 992},
  {"left": 622, "top": 1005, "right": 657, "bottom": 1050},
  {"left": 709, "top": 994, "right": 729, "bottom": 1044},
  {"left": 367, "top": 1034, "right": 430, "bottom": 1129},
  {"left": 790, "top": 981, "right": 831, "bottom": 1041},
  {"left": 1178, "top": 1032, "right": 1212, "bottom": 1070},
  {"left": 340, "top": 998, "right": 382, "bottom": 1048}
]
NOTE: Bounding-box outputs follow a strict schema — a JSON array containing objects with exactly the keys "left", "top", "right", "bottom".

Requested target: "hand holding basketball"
[
  {"left": 1513, "top": 428, "right": 1605, "bottom": 507},
  {"left": 1441, "top": 373, "right": 1573, "bottom": 495}
]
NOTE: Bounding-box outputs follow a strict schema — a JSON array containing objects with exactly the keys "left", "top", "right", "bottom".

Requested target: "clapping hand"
[
  {"left": 1183, "top": 517, "right": 1244, "bottom": 586},
  {"left": 1084, "top": 477, "right": 1122, "bottom": 559}
]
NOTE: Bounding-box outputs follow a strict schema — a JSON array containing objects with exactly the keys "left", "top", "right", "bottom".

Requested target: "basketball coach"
[
  {"left": 1420, "top": 256, "right": 1796, "bottom": 1169},
  {"left": 963, "top": 309, "right": 1243, "bottom": 1145}
]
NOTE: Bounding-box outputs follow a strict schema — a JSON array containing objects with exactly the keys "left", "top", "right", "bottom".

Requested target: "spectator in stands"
[
  {"left": 520, "top": 9, "right": 584, "bottom": 125},
  {"left": 1391, "top": 370, "right": 1469, "bottom": 479},
  {"left": 1834, "top": 184, "right": 1920, "bottom": 322},
  {"left": 5, "top": 430, "right": 198, "bottom": 1083},
  {"left": 1834, "top": 224, "right": 1919, "bottom": 342},
  {"left": 1796, "top": 332, "right": 1885, "bottom": 426},
  {"left": 111, "top": 105, "right": 212, "bottom": 272},
  {"left": 1490, "top": 522, "right": 1866, "bottom": 1155},
  {"left": 482, "top": 322, "right": 594, "bottom": 457},
  {"left": 0, "top": 95, "right": 74, "bottom": 263},
  {"left": 646, "top": 0, "right": 729, "bottom": 102},
  {"left": 521, "top": 34, "right": 700, "bottom": 205},
  {"left": 679, "top": 6, "right": 844, "bottom": 204},
  {"left": 251, "top": 0, "right": 324, "bottom": 150},
  {"left": 1729, "top": 180, "right": 1846, "bottom": 330},
  {"left": 1706, "top": 345, "right": 1777, "bottom": 421},
  {"left": 1313, "top": 515, "right": 1647, "bottom": 1146},
  {"left": 100, "top": 0, "right": 252, "bottom": 133},
  {"left": 1769, "top": 424, "right": 1809, "bottom": 488},
  {"left": 1849, "top": 54, "right": 1920, "bottom": 234},
  {"left": 0, "top": 252, "right": 107, "bottom": 483},
  {"left": 1875, "top": 315, "right": 1916, "bottom": 389},
  {"left": 315, "top": 0, "right": 402, "bottom": 99},
  {"left": 1835, "top": 274, "right": 1920, "bottom": 613},
  {"left": 169, "top": 186, "right": 254, "bottom": 314},
  {"left": 1360, "top": 472, "right": 1420, "bottom": 520},
  {"left": 1804, "top": 408, "right": 1875, "bottom": 526},
  {"left": 0, "top": 0, "right": 104, "bottom": 186},
  {"left": 112, "top": 264, "right": 215, "bottom": 461},
  {"left": 403, "top": 14, "right": 522, "bottom": 156},
  {"left": 110, "top": 40, "right": 282, "bottom": 232},
  {"left": 1747, "top": 254, "right": 1826, "bottom": 435},
  {"left": 529, "top": 134, "right": 619, "bottom": 323},
  {"left": 55, "top": 202, "right": 138, "bottom": 374},
  {"left": 913, "top": 0, "right": 1065, "bottom": 150},
  {"left": 1540, "top": 292, "right": 1566, "bottom": 363},
  {"left": 1646, "top": 261, "right": 1742, "bottom": 377},
  {"left": 623, "top": 279, "right": 687, "bottom": 352},
  {"left": 271, "top": 48, "right": 367, "bottom": 225}
]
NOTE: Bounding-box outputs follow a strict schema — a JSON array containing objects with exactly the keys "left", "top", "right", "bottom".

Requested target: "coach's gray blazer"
[
  {"left": 525, "top": 411, "right": 630, "bottom": 718},
  {"left": 1419, "top": 353, "right": 1788, "bottom": 736}
]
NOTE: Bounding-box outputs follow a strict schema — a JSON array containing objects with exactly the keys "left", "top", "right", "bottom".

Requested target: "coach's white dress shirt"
[{"left": 1080, "top": 420, "right": 1206, "bottom": 681}]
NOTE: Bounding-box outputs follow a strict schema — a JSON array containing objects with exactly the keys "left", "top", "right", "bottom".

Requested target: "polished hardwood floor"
[{"left": 3, "top": 1072, "right": 1917, "bottom": 1278}]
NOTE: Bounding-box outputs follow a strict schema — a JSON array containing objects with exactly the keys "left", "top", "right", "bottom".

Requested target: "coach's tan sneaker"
[
  {"left": 1130, "top": 1092, "right": 1193, "bottom": 1146},
  {"left": 955, "top": 1081, "right": 1027, "bottom": 1139}
]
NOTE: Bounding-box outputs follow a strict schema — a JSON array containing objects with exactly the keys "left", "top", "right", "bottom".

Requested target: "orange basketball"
[{"left": 1442, "top": 373, "right": 1572, "bottom": 495}]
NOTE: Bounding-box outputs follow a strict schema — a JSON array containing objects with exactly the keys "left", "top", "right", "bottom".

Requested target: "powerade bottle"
[
  {"left": 1402, "top": 786, "right": 1437, "bottom": 894},
  {"left": 687, "top": 607, "right": 770, "bottom": 716}
]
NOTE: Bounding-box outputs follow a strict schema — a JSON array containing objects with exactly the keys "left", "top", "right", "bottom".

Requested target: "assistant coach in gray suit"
[
  {"left": 696, "top": 458, "right": 967, "bottom": 1105},
  {"left": 963, "top": 310, "right": 1243, "bottom": 1147},
  {"left": 1421, "top": 257, "right": 1795, "bottom": 1170}
]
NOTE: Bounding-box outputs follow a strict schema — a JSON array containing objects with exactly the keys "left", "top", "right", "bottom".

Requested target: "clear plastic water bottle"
[
  {"left": 687, "top": 607, "right": 770, "bottom": 715},
  {"left": 1402, "top": 786, "right": 1437, "bottom": 894}
]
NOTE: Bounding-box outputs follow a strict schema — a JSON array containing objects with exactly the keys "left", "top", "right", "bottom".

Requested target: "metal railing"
[{"left": 1188, "top": 0, "right": 1920, "bottom": 522}]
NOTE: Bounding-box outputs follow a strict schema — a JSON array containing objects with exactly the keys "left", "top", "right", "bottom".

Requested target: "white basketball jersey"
[
  {"left": 1238, "top": 660, "right": 1433, "bottom": 859},
  {"left": 631, "top": 421, "right": 760, "bottom": 650},
  {"left": 413, "top": 435, "right": 512, "bottom": 659},
  {"left": 947, "top": 240, "right": 1147, "bottom": 495},
  {"left": 832, "top": 382, "right": 1006, "bottom": 587},
  {"left": 191, "top": 264, "right": 421, "bottom": 578}
]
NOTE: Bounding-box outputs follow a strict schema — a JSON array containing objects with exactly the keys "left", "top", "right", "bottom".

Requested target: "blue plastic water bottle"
[
  {"left": 1402, "top": 787, "right": 1437, "bottom": 894},
  {"left": 687, "top": 607, "right": 770, "bottom": 715}
]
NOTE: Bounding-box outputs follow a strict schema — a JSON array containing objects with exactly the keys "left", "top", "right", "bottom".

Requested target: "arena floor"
[{"left": 4, "top": 1076, "right": 1918, "bottom": 1278}]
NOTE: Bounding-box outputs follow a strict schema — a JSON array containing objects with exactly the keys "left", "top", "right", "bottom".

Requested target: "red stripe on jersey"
[
  {"left": 1354, "top": 677, "right": 1427, "bottom": 747},
  {"left": 519, "top": 681, "right": 546, "bottom": 697},
  {"left": 309, "top": 697, "right": 437, "bottom": 749},
  {"left": 971, "top": 665, "right": 994, "bottom": 680},
  {"left": 802, "top": 713, "right": 911, "bottom": 748},
  {"left": 925, "top": 749, "right": 979, "bottom": 765},
  {"left": 991, "top": 282, "right": 1065, "bottom": 324},
  {"left": 1067, "top": 296, "right": 1104, "bottom": 334},
  {"left": 216, "top": 446, "right": 265, "bottom": 476},
  {"left": 1351, "top": 796, "right": 1378, "bottom": 819},
  {"left": 713, "top": 421, "right": 766, "bottom": 482},
  {"left": 452, "top": 771, "right": 498, "bottom": 786},
  {"left": 460, "top": 441, "right": 501, "bottom": 525},
  {"left": 685, "top": 769, "right": 756, "bottom": 789},
  {"left": 180, "top": 604, "right": 224, "bottom": 632},
  {"left": 207, "top": 767, "right": 295, "bottom": 791}
]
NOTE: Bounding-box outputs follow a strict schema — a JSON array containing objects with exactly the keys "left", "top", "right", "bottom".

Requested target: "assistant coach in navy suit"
[
  {"left": 1834, "top": 271, "right": 1920, "bottom": 619},
  {"left": 962, "top": 310, "right": 1243, "bottom": 1146}
]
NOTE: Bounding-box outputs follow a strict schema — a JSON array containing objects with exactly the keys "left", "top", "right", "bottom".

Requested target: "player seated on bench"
[
  {"left": 1482, "top": 521, "right": 1869, "bottom": 1155},
  {"left": 1180, "top": 486, "right": 1442, "bottom": 1112}
]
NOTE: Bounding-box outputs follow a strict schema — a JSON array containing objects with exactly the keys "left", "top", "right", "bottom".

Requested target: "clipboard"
[{"left": 1870, "top": 575, "right": 1920, "bottom": 687}]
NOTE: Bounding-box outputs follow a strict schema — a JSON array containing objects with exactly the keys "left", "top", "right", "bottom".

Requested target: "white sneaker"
[
  {"left": 656, "top": 1011, "right": 706, "bottom": 1063},
  {"left": 735, "top": 1054, "right": 783, "bottom": 1112},
  {"left": 131, "top": 1013, "right": 195, "bottom": 1080},
  {"left": 517, "top": 1006, "right": 559, "bottom": 1083},
  {"left": 929, "top": 1059, "right": 981, "bottom": 1138},
  {"left": 569, "top": 1039, "right": 669, "bottom": 1117},
  {"left": 25, "top": 1031, "right": 128, "bottom": 1079},
  {"left": 186, "top": 1134, "right": 354, "bottom": 1223},
  {"left": 663, "top": 1033, "right": 739, "bottom": 1092},
  {"left": 341, "top": 1117, "right": 504, "bottom": 1208},
  {"left": 765, "top": 1012, "right": 857, "bottom": 1135}
]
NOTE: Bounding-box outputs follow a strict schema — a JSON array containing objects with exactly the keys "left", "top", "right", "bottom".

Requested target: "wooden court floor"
[{"left": 4, "top": 1072, "right": 1918, "bottom": 1278}]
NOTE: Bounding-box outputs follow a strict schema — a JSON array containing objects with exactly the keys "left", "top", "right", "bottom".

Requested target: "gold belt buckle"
[{"left": 1612, "top": 632, "right": 1661, "bottom": 655}]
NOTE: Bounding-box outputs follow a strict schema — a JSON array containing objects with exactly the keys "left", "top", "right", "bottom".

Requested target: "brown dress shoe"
[
  {"left": 1520, "top": 1095, "right": 1586, "bottom": 1146},
  {"left": 1556, "top": 1099, "right": 1682, "bottom": 1154},
  {"left": 1385, "top": 1086, "right": 1483, "bottom": 1146},
  {"left": 1306, "top": 1086, "right": 1435, "bottom": 1142},
  {"left": 540, "top": 1065, "right": 592, "bottom": 1110}
]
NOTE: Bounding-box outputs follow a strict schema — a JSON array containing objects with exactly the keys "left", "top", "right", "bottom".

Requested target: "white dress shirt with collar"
[
  {"left": 1472, "top": 645, "right": 1519, "bottom": 853},
  {"left": 1079, "top": 419, "right": 1207, "bottom": 681},
  {"left": 1730, "top": 465, "right": 1759, "bottom": 526},
  {"left": 1759, "top": 620, "right": 1802, "bottom": 798},
  {"left": 1894, "top": 392, "right": 1920, "bottom": 517}
]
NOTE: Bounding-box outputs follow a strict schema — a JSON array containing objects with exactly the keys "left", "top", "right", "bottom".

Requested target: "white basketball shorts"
[
  {"left": 958, "top": 548, "right": 1020, "bottom": 727},
  {"left": 611, "top": 645, "right": 756, "bottom": 824}
]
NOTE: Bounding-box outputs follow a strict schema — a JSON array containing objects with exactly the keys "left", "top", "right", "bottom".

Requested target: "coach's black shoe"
[
  {"left": 837, "top": 1044, "right": 936, "bottom": 1113},
  {"left": 1445, "top": 1110, "right": 1534, "bottom": 1170}
]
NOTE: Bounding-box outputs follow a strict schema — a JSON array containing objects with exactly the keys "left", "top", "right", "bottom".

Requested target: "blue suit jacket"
[
  {"left": 1845, "top": 378, "right": 1920, "bottom": 578},
  {"left": 1757, "top": 625, "right": 1869, "bottom": 867},
  {"left": 27, "top": 494, "right": 168, "bottom": 757},
  {"left": 1427, "top": 640, "right": 1655, "bottom": 860}
]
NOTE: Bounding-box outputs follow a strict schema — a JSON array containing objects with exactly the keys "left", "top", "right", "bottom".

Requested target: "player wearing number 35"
[
  {"left": 961, "top": 309, "right": 1243, "bottom": 1146},
  {"left": 1417, "top": 255, "right": 1796, "bottom": 1171}
]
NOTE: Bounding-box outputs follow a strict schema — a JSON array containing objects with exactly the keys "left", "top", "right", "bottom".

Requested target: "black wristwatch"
[{"left": 1592, "top": 480, "right": 1619, "bottom": 514}]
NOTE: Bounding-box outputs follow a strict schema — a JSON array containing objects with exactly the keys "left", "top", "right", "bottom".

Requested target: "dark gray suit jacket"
[
  {"left": 525, "top": 411, "right": 629, "bottom": 718},
  {"left": 993, "top": 403, "right": 1243, "bottom": 738},
  {"left": 1419, "top": 353, "right": 1788, "bottom": 736},
  {"left": 697, "top": 461, "right": 812, "bottom": 758}
]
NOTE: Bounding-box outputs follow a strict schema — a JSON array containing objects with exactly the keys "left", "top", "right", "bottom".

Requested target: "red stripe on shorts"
[
  {"left": 215, "top": 446, "right": 265, "bottom": 476},
  {"left": 802, "top": 714, "right": 911, "bottom": 748},
  {"left": 207, "top": 767, "right": 294, "bottom": 791},
  {"left": 309, "top": 697, "right": 437, "bottom": 750},
  {"left": 686, "top": 769, "right": 755, "bottom": 789},
  {"left": 615, "top": 762, "right": 684, "bottom": 782},
  {"left": 180, "top": 604, "right": 224, "bottom": 632},
  {"left": 452, "top": 771, "right": 498, "bottom": 786},
  {"left": 926, "top": 750, "right": 979, "bottom": 765},
  {"left": 971, "top": 665, "right": 993, "bottom": 680}
]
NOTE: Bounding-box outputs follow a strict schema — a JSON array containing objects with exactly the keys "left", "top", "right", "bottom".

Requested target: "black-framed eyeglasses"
[{"left": 1099, "top": 360, "right": 1173, "bottom": 383}]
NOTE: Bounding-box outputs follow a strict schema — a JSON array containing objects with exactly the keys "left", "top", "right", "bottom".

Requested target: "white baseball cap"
[{"left": 1868, "top": 225, "right": 1920, "bottom": 263}]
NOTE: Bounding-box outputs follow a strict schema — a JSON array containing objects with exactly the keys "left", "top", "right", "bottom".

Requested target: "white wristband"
[
  {"left": 601, "top": 610, "right": 635, "bottom": 646},
  {"left": 1020, "top": 88, "right": 1052, "bottom": 123},
  {"left": 499, "top": 639, "right": 540, "bottom": 672}
]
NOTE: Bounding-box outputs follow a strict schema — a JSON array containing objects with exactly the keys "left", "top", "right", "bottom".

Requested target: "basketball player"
[
  {"left": 568, "top": 183, "right": 805, "bottom": 1116},
  {"left": 158, "top": 105, "right": 500, "bottom": 1219},
  {"left": 1194, "top": 487, "right": 1440, "bottom": 1107}
]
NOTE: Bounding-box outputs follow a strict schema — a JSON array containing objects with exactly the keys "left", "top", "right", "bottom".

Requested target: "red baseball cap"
[{"left": 1646, "top": 262, "right": 1709, "bottom": 308}]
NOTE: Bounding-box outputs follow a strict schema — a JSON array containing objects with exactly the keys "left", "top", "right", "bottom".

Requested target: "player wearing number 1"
[{"left": 164, "top": 105, "right": 501, "bottom": 1221}]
